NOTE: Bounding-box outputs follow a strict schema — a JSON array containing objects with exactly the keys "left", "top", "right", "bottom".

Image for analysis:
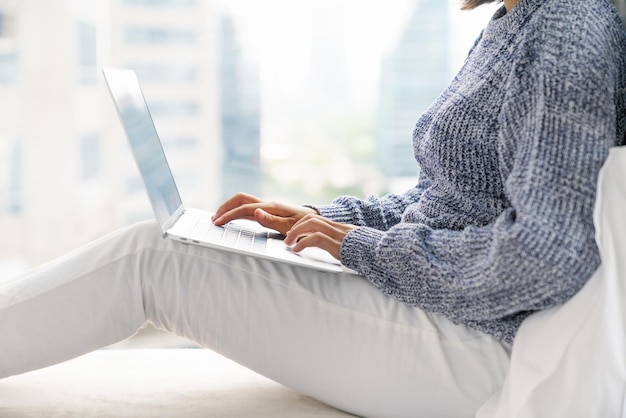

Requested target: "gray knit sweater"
[{"left": 314, "top": 0, "right": 626, "bottom": 344}]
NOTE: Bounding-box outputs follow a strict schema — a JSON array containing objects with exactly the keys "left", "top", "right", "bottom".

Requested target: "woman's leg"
[{"left": 0, "top": 220, "right": 510, "bottom": 417}]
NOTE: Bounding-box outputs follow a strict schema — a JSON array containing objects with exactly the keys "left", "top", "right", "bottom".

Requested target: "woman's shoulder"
[
  {"left": 515, "top": 0, "right": 626, "bottom": 77},
  {"left": 525, "top": 0, "right": 626, "bottom": 49},
  {"left": 533, "top": 0, "right": 622, "bottom": 23}
]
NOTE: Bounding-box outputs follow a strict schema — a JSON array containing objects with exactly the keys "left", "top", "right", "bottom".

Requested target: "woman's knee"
[{"left": 112, "top": 220, "right": 165, "bottom": 254}]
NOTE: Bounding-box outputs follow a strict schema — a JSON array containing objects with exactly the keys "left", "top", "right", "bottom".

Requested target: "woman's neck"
[{"left": 504, "top": 0, "right": 520, "bottom": 12}]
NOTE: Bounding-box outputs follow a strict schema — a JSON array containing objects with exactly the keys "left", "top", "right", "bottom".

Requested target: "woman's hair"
[
  {"left": 462, "top": 0, "right": 626, "bottom": 20},
  {"left": 614, "top": 0, "right": 626, "bottom": 26},
  {"left": 460, "top": 0, "right": 499, "bottom": 10}
]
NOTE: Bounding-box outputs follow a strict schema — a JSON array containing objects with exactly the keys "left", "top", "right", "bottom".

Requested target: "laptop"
[{"left": 103, "top": 67, "right": 349, "bottom": 273}]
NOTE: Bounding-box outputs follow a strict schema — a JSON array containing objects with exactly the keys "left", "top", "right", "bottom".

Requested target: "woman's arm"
[
  {"left": 212, "top": 172, "right": 430, "bottom": 236},
  {"left": 311, "top": 172, "right": 431, "bottom": 231}
]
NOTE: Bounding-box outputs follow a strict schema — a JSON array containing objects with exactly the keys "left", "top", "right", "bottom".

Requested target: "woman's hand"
[
  {"left": 284, "top": 214, "right": 357, "bottom": 260},
  {"left": 212, "top": 192, "right": 319, "bottom": 236}
]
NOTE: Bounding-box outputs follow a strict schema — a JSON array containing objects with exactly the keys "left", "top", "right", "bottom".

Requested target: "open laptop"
[{"left": 102, "top": 67, "right": 348, "bottom": 273}]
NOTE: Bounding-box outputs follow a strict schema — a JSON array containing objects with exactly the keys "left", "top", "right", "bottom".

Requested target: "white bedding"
[{"left": 477, "top": 146, "right": 626, "bottom": 417}]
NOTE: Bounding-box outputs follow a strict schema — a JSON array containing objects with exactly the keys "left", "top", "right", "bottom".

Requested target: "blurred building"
[
  {"left": 309, "top": 1, "right": 349, "bottom": 117},
  {"left": 107, "top": 0, "right": 220, "bottom": 224},
  {"left": 0, "top": 0, "right": 108, "bottom": 266},
  {"left": 376, "top": 0, "right": 449, "bottom": 183},
  {"left": 219, "top": 14, "right": 261, "bottom": 200},
  {"left": 0, "top": 0, "right": 260, "bottom": 270}
]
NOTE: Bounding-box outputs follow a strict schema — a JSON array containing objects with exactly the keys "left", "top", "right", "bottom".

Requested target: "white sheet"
[{"left": 477, "top": 146, "right": 626, "bottom": 417}]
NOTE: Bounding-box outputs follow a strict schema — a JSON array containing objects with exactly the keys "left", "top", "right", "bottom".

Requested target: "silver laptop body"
[{"left": 103, "top": 67, "right": 346, "bottom": 273}]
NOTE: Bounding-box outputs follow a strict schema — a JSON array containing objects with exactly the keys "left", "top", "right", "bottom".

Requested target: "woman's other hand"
[
  {"left": 284, "top": 214, "right": 357, "bottom": 260},
  {"left": 212, "top": 192, "right": 319, "bottom": 236}
]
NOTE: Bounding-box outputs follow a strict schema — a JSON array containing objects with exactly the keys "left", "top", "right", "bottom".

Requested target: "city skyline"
[{"left": 0, "top": 0, "right": 498, "bottom": 276}]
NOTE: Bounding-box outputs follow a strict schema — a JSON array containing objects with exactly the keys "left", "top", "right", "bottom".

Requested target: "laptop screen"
[{"left": 103, "top": 68, "right": 183, "bottom": 229}]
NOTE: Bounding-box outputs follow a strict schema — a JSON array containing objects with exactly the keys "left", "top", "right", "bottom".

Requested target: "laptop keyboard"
[{"left": 196, "top": 221, "right": 269, "bottom": 252}]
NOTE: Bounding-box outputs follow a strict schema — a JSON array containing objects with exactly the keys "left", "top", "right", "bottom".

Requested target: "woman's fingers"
[
  {"left": 212, "top": 193, "right": 262, "bottom": 222},
  {"left": 213, "top": 194, "right": 283, "bottom": 226},
  {"left": 254, "top": 208, "right": 299, "bottom": 235},
  {"left": 213, "top": 203, "right": 264, "bottom": 226},
  {"left": 285, "top": 215, "right": 357, "bottom": 260},
  {"left": 212, "top": 193, "right": 318, "bottom": 235},
  {"left": 290, "top": 232, "right": 343, "bottom": 260},
  {"left": 215, "top": 202, "right": 356, "bottom": 260},
  {"left": 286, "top": 215, "right": 350, "bottom": 244}
]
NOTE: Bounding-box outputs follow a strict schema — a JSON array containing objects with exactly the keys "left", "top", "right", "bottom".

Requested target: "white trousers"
[{"left": 0, "top": 221, "right": 511, "bottom": 417}]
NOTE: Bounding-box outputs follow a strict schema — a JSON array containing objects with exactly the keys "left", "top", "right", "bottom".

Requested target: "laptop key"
[
  {"left": 204, "top": 223, "right": 226, "bottom": 241},
  {"left": 222, "top": 223, "right": 241, "bottom": 246}
]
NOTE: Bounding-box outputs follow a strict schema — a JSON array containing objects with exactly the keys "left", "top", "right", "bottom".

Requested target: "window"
[
  {"left": 149, "top": 101, "right": 198, "bottom": 117},
  {"left": 80, "top": 134, "right": 101, "bottom": 180},
  {"left": 123, "top": 0, "right": 196, "bottom": 7},
  {"left": 0, "top": 53, "right": 17, "bottom": 84},
  {"left": 0, "top": 11, "right": 17, "bottom": 84},
  {"left": 76, "top": 21, "right": 97, "bottom": 84},
  {"left": 0, "top": 139, "right": 22, "bottom": 214},
  {"left": 0, "top": 0, "right": 497, "bottom": 269},
  {"left": 161, "top": 135, "right": 199, "bottom": 150},
  {"left": 130, "top": 63, "right": 197, "bottom": 83},
  {"left": 124, "top": 26, "right": 196, "bottom": 45},
  {"left": 0, "top": 11, "right": 14, "bottom": 38}
]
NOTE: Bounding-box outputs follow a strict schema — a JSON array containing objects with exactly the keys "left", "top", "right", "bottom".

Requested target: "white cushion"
[{"left": 477, "top": 147, "right": 626, "bottom": 417}]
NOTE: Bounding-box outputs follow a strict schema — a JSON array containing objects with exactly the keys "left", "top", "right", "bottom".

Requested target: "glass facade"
[
  {"left": 0, "top": 0, "right": 494, "bottom": 271},
  {"left": 76, "top": 21, "right": 97, "bottom": 84},
  {"left": 219, "top": 14, "right": 261, "bottom": 200},
  {"left": 376, "top": 0, "right": 449, "bottom": 179},
  {"left": 0, "top": 139, "right": 22, "bottom": 214},
  {"left": 124, "top": 27, "right": 196, "bottom": 45},
  {"left": 123, "top": 0, "right": 195, "bottom": 7},
  {"left": 0, "top": 11, "right": 17, "bottom": 84},
  {"left": 80, "top": 134, "right": 101, "bottom": 180},
  {"left": 148, "top": 101, "right": 199, "bottom": 118},
  {"left": 130, "top": 64, "right": 197, "bottom": 83}
]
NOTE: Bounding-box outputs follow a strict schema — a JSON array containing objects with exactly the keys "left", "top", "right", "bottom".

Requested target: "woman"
[{"left": 2, "top": 0, "right": 625, "bottom": 416}]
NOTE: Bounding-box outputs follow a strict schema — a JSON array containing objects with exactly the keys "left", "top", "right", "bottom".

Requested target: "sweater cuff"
[
  {"left": 309, "top": 204, "right": 358, "bottom": 225},
  {"left": 339, "top": 227, "right": 384, "bottom": 273}
]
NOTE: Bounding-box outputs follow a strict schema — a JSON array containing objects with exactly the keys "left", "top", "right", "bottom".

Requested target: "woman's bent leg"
[{"left": 0, "top": 221, "right": 510, "bottom": 417}]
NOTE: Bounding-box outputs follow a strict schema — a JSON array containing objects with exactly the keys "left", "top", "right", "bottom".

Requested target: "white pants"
[{"left": 0, "top": 221, "right": 511, "bottom": 417}]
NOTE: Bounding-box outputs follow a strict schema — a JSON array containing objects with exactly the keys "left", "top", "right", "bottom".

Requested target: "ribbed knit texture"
[{"left": 314, "top": 0, "right": 626, "bottom": 344}]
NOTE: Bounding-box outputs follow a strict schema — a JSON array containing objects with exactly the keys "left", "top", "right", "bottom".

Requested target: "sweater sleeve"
[
  {"left": 339, "top": 17, "right": 621, "bottom": 339},
  {"left": 311, "top": 171, "right": 431, "bottom": 231}
]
